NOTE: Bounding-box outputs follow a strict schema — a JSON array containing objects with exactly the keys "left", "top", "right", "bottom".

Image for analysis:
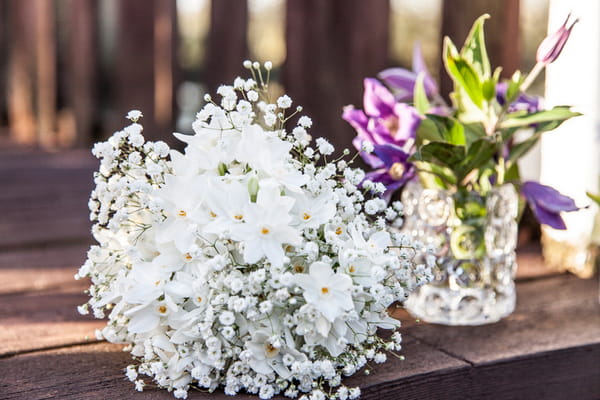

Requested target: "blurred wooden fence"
[{"left": 0, "top": 0, "right": 519, "bottom": 151}]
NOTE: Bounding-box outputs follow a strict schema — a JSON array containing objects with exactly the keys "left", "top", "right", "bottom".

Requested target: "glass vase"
[{"left": 401, "top": 181, "right": 519, "bottom": 326}]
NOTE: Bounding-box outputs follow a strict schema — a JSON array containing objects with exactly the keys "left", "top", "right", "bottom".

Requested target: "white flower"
[
  {"left": 264, "top": 113, "right": 277, "bottom": 127},
  {"left": 315, "top": 138, "right": 334, "bottom": 156},
  {"left": 277, "top": 95, "right": 292, "bottom": 109},
  {"left": 128, "top": 131, "right": 145, "bottom": 147},
  {"left": 134, "top": 380, "right": 145, "bottom": 391},
  {"left": 219, "top": 311, "right": 235, "bottom": 325},
  {"left": 230, "top": 182, "right": 302, "bottom": 267},
  {"left": 237, "top": 100, "right": 253, "bottom": 115},
  {"left": 294, "top": 262, "right": 353, "bottom": 322},
  {"left": 247, "top": 90, "right": 259, "bottom": 102},
  {"left": 298, "top": 116, "right": 312, "bottom": 128},
  {"left": 126, "top": 110, "right": 143, "bottom": 121}
]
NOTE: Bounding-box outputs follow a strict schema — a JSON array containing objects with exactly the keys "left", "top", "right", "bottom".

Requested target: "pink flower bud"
[{"left": 536, "top": 14, "right": 578, "bottom": 65}]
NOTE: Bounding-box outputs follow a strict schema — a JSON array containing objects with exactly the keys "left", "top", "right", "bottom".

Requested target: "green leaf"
[
  {"left": 504, "top": 161, "right": 521, "bottom": 183},
  {"left": 428, "top": 115, "right": 466, "bottom": 146},
  {"left": 587, "top": 192, "right": 600, "bottom": 206},
  {"left": 460, "top": 14, "right": 491, "bottom": 79},
  {"left": 492, "top": 67, "right": 503, "bottom": 83},
  {"left": 456, "top": 137, "right": 496, "bottom": 182},
  {"left": 416, "top": 114, "right": 466, "bottom": 146},
  {"left": 413, "top": 72, "right": 431, "bottom": 114},
  {"left": 500, "top": 106, "right": 581, "bottom": 129},
  {"left": 482, "top": 78, "right": 496, "bottom": 102},
  {"left": 506, "top": 70, "right": 523, "bottom": 104},
  {"left": 443, "top": 37, "right": 484, "bottom": 108},
  {"left": 508, "top": 133, "right": 541, "bottom": 165},
  {"left": 414, "top": 161, "right": 457, "bottom": 189},
  {"left": 415, "top": 118, "right": 443, "bottom": 144},
  {"left": 410, "top": 141, "right": 466, "bottom": 169},
  {"left": 463, "top": 122, "right": 486, "bottom": 146}
]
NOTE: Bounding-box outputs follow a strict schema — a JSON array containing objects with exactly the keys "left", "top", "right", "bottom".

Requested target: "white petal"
[{"left": 128, "top": 310, "right": 160, "bottom": 334}]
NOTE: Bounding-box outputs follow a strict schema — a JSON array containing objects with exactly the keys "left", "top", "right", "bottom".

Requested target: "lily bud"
[
  {"left": 247, "top": 176, "right": 259, "bottom": 202},
  {"left": 536, "top": 14, "right": 578, "bottom": 65}
]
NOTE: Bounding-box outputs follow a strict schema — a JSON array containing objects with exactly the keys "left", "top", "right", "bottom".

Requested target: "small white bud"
[
  {"left": 204, "top": 94, "right": 212, "bottom": 102},
  {"left": 243, "top": 60, "right": 252, "bottom": 69},
  {"left": 264, "top": 61, "right": 273, "bottom": 70},
  {"left": 252, "top": 61, "right": 260, "bottom": 69}
]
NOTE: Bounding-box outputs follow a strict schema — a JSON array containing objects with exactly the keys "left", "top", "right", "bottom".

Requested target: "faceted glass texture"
[{"left": 402, "top": 182, "right": 518, "bottom": 325}]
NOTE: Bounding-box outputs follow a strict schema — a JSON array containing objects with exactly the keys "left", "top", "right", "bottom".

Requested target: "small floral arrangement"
[
  {"left": 76, "top": 61, "right": 432, "bottom": 399},
  {"left": 344, "top": 14, "right": 581, "bottom": 230}
]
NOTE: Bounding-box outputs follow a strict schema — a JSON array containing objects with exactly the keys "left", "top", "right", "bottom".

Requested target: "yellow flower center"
[
  {"left": 349, "top": 265, "right": 356, "bottom": 273},
  {"left": 154, "top": 280, "right": 161, "bottom": 286},
  {"left": 178, "top": 210, "right": 187, "bottom": 217},
  {"left": 294, "top": 265, "right": 304, "bottom": 273},
  {"left": 321, "top": 287, "right": 329, "bottom": 294},
  {"left": 234, "top": 214, "right": 243, "bottom": 220},
  {"left": 158, "top": 305, "right": 167, "bottom": 314},
  {"left": 335, "top": 227, "right": 343, "bottom": 235},
  {"left": 389, "top": 162, "right": 406, "bottom": 180},
  {"left": 264, "top": 342, "right": 280, "bottom": 358},
  {"left": 209, "top": 211, "right": 217, "bottom": 218},
  {"left": 184, "top": 253, "right": 193, "bottom": 261},
  {"left": 261, "top": 227, "right": 270, "bottom": 235},
  {"left": 303, "top": 213, "right": 311, "bottom": 220},
  {"left": 196, "top": 296, "right": 203, "bottom": 303}
]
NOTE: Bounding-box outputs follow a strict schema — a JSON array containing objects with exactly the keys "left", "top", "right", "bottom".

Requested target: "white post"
[{"left": 540, "top": 0, "right": 600, "bottom": 277}]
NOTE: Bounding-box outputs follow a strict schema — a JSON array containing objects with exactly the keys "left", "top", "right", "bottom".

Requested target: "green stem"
[
  {"left": 521, "top": 62, "right": 545, "bottom": 92},
  {"left": 497, "top": 154, "right": 506, "bottom": 185}
]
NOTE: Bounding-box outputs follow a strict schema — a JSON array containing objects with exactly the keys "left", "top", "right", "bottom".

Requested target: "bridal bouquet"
[{"left": 76, "top": 61, "right": 432, "bottom": 399}]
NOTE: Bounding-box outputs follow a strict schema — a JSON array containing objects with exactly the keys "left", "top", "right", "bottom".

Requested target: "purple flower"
[
  {"left": 343, "top": 78, "right": 421, "bottom": 169},
  {"left": 379, "top": 43, "right": 438, "bottom": 101},
  {"left": 366, "top": 144, "right": 415, "bottom": 201},
  {"left": 536, "top": 14, "right": 578, "bottom": 65},
  {"left": 496, "top": 82, "right": 542, "bottom": 114},
  {"left": 521, "top": 181, "right": 579, "bottom": 230}
]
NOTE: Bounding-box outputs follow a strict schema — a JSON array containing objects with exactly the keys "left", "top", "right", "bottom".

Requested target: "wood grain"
[
  {"left": 405, "top": 275, "right": 600, "bottom": 364},
  {"left": 0, "top": 339, "right": 469, "bottom": 400},
  {"left": 0, "top": 286, "right": 102, "bottom": 357},
  {"left": 0, "top": 243, "right": 89, "bottom": 294}
]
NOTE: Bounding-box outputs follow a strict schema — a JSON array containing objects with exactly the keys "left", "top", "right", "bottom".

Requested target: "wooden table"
[{"left": 1, "top": 150, "right": 599, "bottom": 400}]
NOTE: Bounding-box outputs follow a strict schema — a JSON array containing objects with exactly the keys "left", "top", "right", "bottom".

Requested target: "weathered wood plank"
[
  {"left": 0, "top": 149, "right": 96, "bottom": 169},
  {"left": 469, "top": 343, "right": 600, "bottom": 400},
  {"left": 66, "top": 0, "right": 99, "bottom": 147},
  {"left": 0, "top": 285, "right": 102, "bottom": 357},
  {"left": 405, "top": 275, "right": 600, "bottom": 364},
  {"left": 2, "top": 327, "right": 598, "bottom": 399},
  {"left": 33, "top": 0, "right": 57, "bottom": 148},
  {"left": 205, "top": 0, "right": 248, "bottom": 93},
  {"left": 0, "top": 337, "right": 467, "bottom": 400},
  {"left": 284, "top": 0, "right": 390, "bottom": 151},
  {"left": 0, "top": 215, "right": 91, "bottom": 249},
  {"left": 0, "top": 243, "right": 89, "bottom": 294},
  {"left": 515, "top": 244, "right": 559, "bottom": 280},
  {"left": 113, "top": 0, "right": 156, "bottom": 139},
  {"left": 6, "top": 1, "right": 36, "bottom": 145}
]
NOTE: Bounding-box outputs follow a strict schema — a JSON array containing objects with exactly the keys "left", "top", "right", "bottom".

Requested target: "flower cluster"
[
  {"left": 344, "top": 14, "right": 581, "bottom": 229},
  {"left": 77, "top": 62, "right": 432, "bottom": 399}
]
